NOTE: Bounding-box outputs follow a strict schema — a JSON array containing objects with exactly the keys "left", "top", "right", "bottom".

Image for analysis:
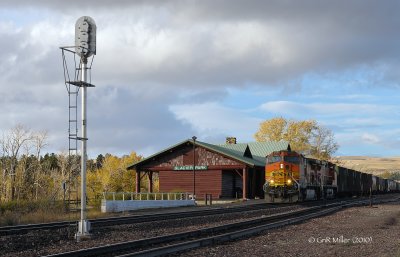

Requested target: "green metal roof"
[
  {"left": 198, "top": 141, "right": 260, "bottom": 166},
  {"left": 216, "top": 141, "right": 290, "bottom": 166},
  {"left": 248, "top": 141, "right": 290, "bottom": 164},
  {"left": 127, "top": 139, "right": 289, "bottom": 170}
]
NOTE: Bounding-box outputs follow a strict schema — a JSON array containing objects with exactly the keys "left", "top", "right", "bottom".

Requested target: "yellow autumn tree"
[
  {"left": 254, "top": 117, "right": 287, "bottom": 142},
  {"left": 254, "top": 117, "right": 338, "bottom": 159},
  {"left": 86, "top": 152, "right": 142, "bottom": 201}
]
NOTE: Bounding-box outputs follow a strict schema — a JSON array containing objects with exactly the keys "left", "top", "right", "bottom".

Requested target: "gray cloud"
[
  {"left": 3, "top": 1, "right": 400, "bottom": 88},
  {"left": 1, "top": 1, "right": 400, "bottom": 156},
  {"left": 86, "top": 86, "right": 194, "bottom": 156}
]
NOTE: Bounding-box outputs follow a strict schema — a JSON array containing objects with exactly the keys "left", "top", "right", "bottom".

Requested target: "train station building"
[{"left": 127, "top": 139, "right": 289, "bottom": 200}]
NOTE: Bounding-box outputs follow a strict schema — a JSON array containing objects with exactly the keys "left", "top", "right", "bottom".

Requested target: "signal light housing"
[{"left": 75, "top": 16, "right": 96, "bottom": 57}]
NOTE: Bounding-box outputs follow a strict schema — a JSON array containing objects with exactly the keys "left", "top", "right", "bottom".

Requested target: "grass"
[
  {"left": 336, "top": 156, "right": 400, "bottom": 175},
  {"left": 0, "top": 200, "right": 111, "bottom": 226}
]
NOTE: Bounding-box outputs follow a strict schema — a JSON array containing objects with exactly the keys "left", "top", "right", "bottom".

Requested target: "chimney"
[{"left": 226, "top": 137, "right": 237, "bottom": 144}]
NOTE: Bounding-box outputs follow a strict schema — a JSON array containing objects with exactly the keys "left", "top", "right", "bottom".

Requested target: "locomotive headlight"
[
  {"left": 287, "top": 179, "right": 292, "bottom": 184},
  {"left": 270, "top": 180, "right": 274, "bottom": 184},
  {"left": 280, "top": 163, "right": 284, "bottom": 169}
]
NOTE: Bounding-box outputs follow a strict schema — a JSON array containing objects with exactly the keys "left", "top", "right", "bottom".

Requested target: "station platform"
[{"left": 106, "top": 198, "right": 267, "bottom": 217}]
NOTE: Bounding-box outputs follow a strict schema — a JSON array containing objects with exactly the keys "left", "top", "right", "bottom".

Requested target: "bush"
[
  {"left": 0, "top": 199, "right": 108, "bottom": 226},
  {"left": 1, "top": 211, "right": 20, "bottom": 226},
  {"left": 0, "top": 200, "right": 65, "bottom": 226}
]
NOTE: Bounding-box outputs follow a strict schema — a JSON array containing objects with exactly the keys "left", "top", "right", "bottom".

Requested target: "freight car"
[
  {"left": 388, "top": 179, "right": 398, "bottom": 192},
  {"left": 263, "top": 150, "right": 400, "bottom": 202}
]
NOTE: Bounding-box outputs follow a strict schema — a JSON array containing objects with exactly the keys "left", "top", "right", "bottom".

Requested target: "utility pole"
[{"left": 192, "top": 136, "right": 197, "bottom": 200}]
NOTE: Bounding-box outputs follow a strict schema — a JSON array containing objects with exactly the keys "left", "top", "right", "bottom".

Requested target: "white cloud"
[
  {"left": 260, "top": 101, "right": 395, "bottom": 117},
  {"left": 169, "top": 102, "right": 261, "bottom": 142},
  {"left": 361, "top": 133, "right": 381, "bottom": 144}
]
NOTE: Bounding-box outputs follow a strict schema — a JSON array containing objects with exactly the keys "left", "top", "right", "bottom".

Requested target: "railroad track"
[
  {"left": 0, "top": 202, "right": 286, "bottom": 236},
  {"left": 0, "top": 195, "right": 392, "bottom": 236},
  {"left": 44, "top": 198, "right": 397, "bottom": 257}
]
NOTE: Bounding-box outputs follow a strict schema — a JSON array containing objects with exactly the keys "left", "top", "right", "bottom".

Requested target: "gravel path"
[
  {"left": 180, "top": 202, "right": 400, "bottom": 257},
  {"left": 1, "top": 205, "right": 303, "bottom": 257}
]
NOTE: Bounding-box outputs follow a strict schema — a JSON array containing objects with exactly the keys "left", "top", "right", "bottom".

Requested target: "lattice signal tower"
[{"left": 60, "top": 16, "right": 96, "bottom": 241}]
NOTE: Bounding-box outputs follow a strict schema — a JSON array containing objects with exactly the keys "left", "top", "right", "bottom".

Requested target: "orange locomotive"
[
  {"left": 263, "top": 150, "right": 337, "bottom": 202},
  {"left": 264, "top": 150, "right": 301, "bottom": 202}
]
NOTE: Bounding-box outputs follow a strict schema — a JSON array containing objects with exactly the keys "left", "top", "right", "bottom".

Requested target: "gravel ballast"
[
  {"left": 1, "top": 205, "right": 303, "bottom": 257},
  {"left": 181, "top": 202, "right": 400, "bottom": 257}
]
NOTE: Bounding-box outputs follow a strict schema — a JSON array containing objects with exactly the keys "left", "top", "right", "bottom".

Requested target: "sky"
[{"left": 1, "top": 0, "right": 400, "bottom": 158}]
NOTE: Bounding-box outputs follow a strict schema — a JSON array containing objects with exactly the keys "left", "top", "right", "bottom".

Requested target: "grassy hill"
[{"left": 335, "top": 156, "right": 400, "bottom": 176}]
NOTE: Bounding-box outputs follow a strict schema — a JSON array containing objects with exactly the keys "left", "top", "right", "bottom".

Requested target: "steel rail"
[
  {"left": 45, "top": 198, "right": 399, "bottom": 257},
  {"left": 0, "top": 195, "right": 392, "bottom": 236},
  {"left": 0, "top": 221, "right": 77, "bottom": 235},
  {"left": 125, "top": 206, "right": 344, "bottom": 257},
  {"left": 109, "top": 198, "right": 399, "bottom": 257},
  {"left": 89, "top": 202, "right": 281, "bottom": 226},
  {"left": 44, "top": 200, "right": 363, "bottom": 257},
  {"left": 0, "top": 202, "right": 279, "bottom": 236}
]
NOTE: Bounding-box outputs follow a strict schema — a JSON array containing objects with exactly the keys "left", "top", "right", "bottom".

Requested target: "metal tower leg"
[{"left": 68, "top": 84, "right": 79, "bottom": 210}]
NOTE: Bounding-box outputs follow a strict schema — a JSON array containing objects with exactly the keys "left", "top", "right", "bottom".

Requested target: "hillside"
[{"left": 335, "top": 156, "right": 400, "bottom": 176}]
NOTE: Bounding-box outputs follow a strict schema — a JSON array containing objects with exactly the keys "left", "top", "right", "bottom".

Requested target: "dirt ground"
[{"left": 182, "top": 202, "right": 400, "bottom": 257}]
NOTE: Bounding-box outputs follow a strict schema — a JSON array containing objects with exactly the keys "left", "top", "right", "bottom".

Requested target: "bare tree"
[
  {"left": 0, "top": 125, "right": 33, "bottom": 200},
  {"left": 32, "top": 131, "right": 48, "bottom": 200},
  {"left": 0, "top": 139, "right": 8, "bottom": 202},
  {"left": 310, "top": 126, "right": 339, "bottom": 160},
  {"left": 57, "top": 151, "right": 69, "bottom": 183}
]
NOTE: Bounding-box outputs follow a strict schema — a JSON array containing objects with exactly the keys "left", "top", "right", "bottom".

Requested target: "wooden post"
[
  {"left": 148, "top": 172, "right": 153, "bottom": 193},
  {"left": 136, "top": 170, "right": 141, "bottom": 193},
  {"left": 243, "top": 167, "right": 248, "bottom": 200}
]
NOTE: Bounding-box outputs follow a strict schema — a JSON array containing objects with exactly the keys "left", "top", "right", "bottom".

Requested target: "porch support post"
[
  {"left": 136, "top": 170, "right": 141, "bottom": 193},
  {"left": 242, "top": 167, "right": 248, "bottom": 200},
  {"left": 148, "top": 171, "right": 153, "bottom": 193}
]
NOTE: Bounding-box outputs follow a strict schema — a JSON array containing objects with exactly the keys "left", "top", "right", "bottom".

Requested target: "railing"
[{"left": 102, "top": 192, "right": 192, "bottom": 201}]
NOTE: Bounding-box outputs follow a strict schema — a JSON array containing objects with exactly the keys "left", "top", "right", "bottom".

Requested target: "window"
[
  {"left": 284, "top": 156, "right": 300, "bottom": 164},
  {"left": 267, "top": 156, "right": 281, "bottom": 164}
]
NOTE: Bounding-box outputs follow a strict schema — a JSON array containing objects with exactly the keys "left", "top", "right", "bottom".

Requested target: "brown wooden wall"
[
  {"left": 138, "top": 143, "right": 266, "bottom": 199},
  {"left": 142, "top": 144, "right": 244, "bottom": 170},
  {"left": 158, "top": 168, "right": 260, "bottom": 199},
  {"left": 159, "top": 170, "right": 223, "bottom": 199}
]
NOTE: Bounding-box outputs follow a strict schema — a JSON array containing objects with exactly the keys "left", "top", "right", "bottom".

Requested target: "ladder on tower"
[
  {"left": 68, "top": 81, "right": 80, "bottom": 211},
  {"left": 68, "top": 86, "right": 79, "bottom": 154},
  {"left": 61, "top": 47, "right": 95, "bottom": 211}
]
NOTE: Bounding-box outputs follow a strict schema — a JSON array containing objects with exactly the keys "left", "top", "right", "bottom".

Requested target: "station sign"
[{"left": 173, "top": 165, "right": 208, "bottom": 171}]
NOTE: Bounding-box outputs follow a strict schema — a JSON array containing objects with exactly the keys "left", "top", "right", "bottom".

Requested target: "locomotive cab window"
[
  {"left": 284, "top": 156, "right": 300, "bottom": 164},
  {"left": 267, "top": 156, "right": 281, "bottom": 164}
]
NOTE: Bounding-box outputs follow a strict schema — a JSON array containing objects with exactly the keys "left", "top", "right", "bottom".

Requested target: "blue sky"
[
  {"left": 170, "top": 68, "right": 400, "bottom": 157},
  {"left": 1, "top": 1, "right": 400, "bottom": 158}
]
